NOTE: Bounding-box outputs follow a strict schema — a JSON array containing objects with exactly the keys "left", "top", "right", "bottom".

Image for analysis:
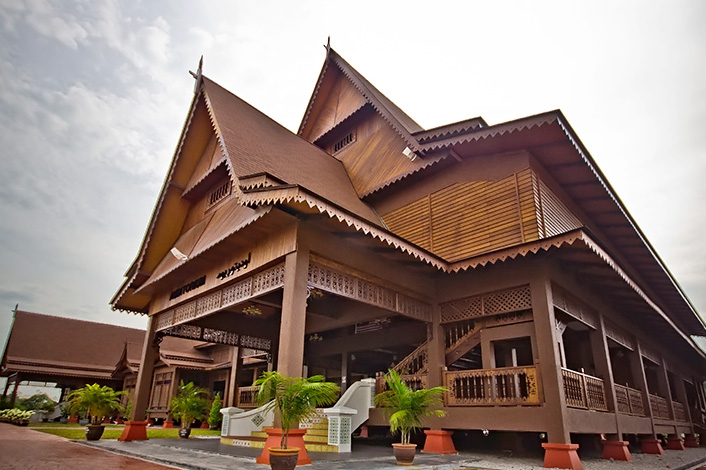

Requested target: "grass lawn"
[{"left": 33, "top": 427, "right": 221, "bottom": 440}]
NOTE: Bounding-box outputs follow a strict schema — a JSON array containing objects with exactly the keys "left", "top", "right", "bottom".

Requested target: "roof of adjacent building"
[{"left": 0, "top": 311, "right": 230, "bottom": 380}]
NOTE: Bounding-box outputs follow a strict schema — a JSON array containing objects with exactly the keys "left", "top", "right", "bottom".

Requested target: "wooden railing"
[
  {"left": 236, "top": 385, "right": 259, "bottom": 409},
  {"left": 561, "top": 368, "right": 608, "bottom": 411},
  {"left": 614, "top": 384, "right": 646, "bottom": 416},
  {"left": 445, "top": 320, "right": 478, "bottom": 351},
  {"left": 673, "top": 401, "right": 688, "bottom": 422},
  {"left": 444, "top": 366, "right": 541, "bottom": 406},
  {"left": 392, "top": 343, "right": 428, "bottom": 375},
  {"left": 376, "top": 372, "right": 428, "bottom": 395},
  {"left": 649, "top": 394, "right": 671, "bottom": 419}
]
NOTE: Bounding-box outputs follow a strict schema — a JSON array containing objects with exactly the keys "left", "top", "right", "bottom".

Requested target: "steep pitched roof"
[
  {"left": 0, "top": 310, "right": 145, "bottom": 379},
  {"left": 299, "top": 47, "right": 423, "bottom": 151},
  {"left": 112, "top": 75, "right": 384, "bottom": 312},
  {"left": 201, "top": 77, "right": 382, "bottom": 226}
]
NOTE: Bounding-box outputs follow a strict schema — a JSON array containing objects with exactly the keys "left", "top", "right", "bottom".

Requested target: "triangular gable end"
[
  {"left": 112, "top": 84, "right": 238, "bottom": 313},
  {"left": 298, "top": 47, "right": 422, "bottom": 153}
]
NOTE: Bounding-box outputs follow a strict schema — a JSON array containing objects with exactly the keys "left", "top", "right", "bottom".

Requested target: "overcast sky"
[{"left": 1, "top": 1, "right": 705, "bottom": 393}]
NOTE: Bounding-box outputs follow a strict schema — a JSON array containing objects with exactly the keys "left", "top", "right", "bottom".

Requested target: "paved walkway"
[
  {"left": 0, "top": 423, "right": 177, "bottom": 470},
  {"left": 5, "top": 423, "right": 706, "bottom": 470}
]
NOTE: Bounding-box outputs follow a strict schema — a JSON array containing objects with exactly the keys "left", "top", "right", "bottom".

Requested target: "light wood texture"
[{"left": 382, "top": 168, "right": 582, "bottom": 262}]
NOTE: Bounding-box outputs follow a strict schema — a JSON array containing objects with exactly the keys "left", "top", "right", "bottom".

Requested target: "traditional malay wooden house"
[
  {"left": 0, "top": 309, "right": 251, "bottom": 423},
  {"left": 111, "top": 46, "right": 706, "bottom": 469}
]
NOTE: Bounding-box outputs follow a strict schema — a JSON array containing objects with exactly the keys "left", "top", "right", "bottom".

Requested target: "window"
[
  {"left": 206, "top": 180, "right": 231, "bottom": 210},
  {"left": 332, "top": 131, "right": 356, "bottom": 153}
]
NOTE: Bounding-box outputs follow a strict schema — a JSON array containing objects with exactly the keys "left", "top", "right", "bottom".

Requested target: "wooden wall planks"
[{"left": 382, "top": 168, "right": 582, "bottom": 262}]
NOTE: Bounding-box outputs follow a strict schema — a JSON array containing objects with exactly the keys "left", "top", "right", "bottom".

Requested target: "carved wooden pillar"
[{"left": 277, "top": 247, "right": 309, "bottom": 378}]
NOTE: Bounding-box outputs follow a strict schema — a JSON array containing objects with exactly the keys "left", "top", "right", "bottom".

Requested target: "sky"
[{"left": 0, "top": 1, "right": 705, "bottom": 396}]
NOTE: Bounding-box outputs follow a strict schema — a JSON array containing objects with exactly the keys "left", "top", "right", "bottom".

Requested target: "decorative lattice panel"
[
  {"left": 327, "top": 416, "right": 340, "bottom": 445},
  {"left": 251, "top": 414, "right": 265, "bottom": 428},
  {"left": 196, "top": 291, "right": 222, "bottom": 316},
  {"left": 252, "top": 264, "right": 286, "bottom": 295},
  {"left": 339, "top": 416, "right": 352, "bottom": 445},
  {"left": 203, "top": 328, "right": 238, "bottom": 345},
  {"left": 173, "top": 303, "right": 197, "bottom": 324},
  {"left": 221, "top": 278, "right": 251, "bottom": 307},
  {"left": 155, "top": 311, "right": 174, "bottom": 330},
  {"left": 440, "top": 285, "right": 532, "bottom": 323},
  {"left": 308, "top": 261, "right": 432, "bottom": 321},
  {"left": 484, "top": 286, "right": 532, "bottom": 315},
  {"left": 240, "top": 335, "right": 271, "bottom": 351}
]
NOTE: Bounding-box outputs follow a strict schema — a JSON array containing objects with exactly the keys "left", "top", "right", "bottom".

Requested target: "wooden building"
[
  {"left": 111, "top": 47, "right": 706, "bottom": 468},
  {"left": 0, "top": 309, "right": 255, "bottom": 422}
]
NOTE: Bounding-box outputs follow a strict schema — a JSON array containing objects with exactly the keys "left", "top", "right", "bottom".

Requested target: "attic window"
[
  {"left": 206, "top": 180, "right": 231, "bottom": 210},
  {"left": 332, "top": 131, "right": 356, "bottom": 153}
]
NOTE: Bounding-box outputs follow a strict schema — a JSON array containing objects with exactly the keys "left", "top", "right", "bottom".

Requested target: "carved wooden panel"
[
  {"left": 439, "top": 286, "right": 532, "bottom": 324},
  {"left": 154, "top": 263, "right": 285, "bottom": 332},
  {"left": 308, "top": 261, "right": 432, "bottom": 322}
]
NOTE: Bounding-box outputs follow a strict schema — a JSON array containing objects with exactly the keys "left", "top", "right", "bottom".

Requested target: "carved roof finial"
[{"left": 189, "top": 55, "right": 204, "bottom": 93}]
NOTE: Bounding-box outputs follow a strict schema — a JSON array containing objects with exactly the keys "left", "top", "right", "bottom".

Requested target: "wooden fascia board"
[
  {"left": 298, "top": 44, "right": 333, "bottom": 137},
  {"left": 112, "top": 88, "right": 203, "bottom": 308},
  {"left": 328, "top": 52, "right": 422, "bottom": 153},
  {"left": 240, "top": 185, "right": 447, "bottom": 270},
  {"left": 553, "top": 114, "right": 705, "bottom": 332}
]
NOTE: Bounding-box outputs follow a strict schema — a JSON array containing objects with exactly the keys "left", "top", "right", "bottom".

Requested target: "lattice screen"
[{"left": 440, "top": 285, "right": 531, "bottom": 323}]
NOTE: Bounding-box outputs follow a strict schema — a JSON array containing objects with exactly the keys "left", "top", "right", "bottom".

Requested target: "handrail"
[
  {"left": 614, "top": 384, "right": 646, "bottom": 416},
  {"left": 561, "top": 368, "right": 608, "bottom": 411},
  {"left": 220, "top": 401, "right": 274, "bottom": 437},
  {"left": 649, "top": 394, "right": 671, "bottom": 419},
  {"left": 324, "top": 378, "right": 376, "bottom": 452},
  {"left": 392, "top": 342, "right": 428, "bottom": 375},
  {"left": 445, "top": 366, "right": 541, "bottom": 406}
]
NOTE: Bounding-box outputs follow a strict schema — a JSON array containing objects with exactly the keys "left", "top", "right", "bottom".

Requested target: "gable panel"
[
  {"left": 335, "top": 113, "right": 420, "bottom": 196},
  {"left": 307, "top": 71, "right": 367, "bottom": 143}
]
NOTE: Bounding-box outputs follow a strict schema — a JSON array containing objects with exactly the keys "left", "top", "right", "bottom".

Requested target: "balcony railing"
[
  {"left": 649, "top": 394, "right": 671, "bottom": 419},
  {"left": 614, "top": 384, "right": 646, "bottom": 416},
  {"left": 444, "top": 366, "right": 541, "bottom": 406},
  {"left": 561, "top": 368, "right": 608, "bottom": 411},
  {"left": 673, "top": 401, "right": 688, "bottom": 422},
  {"left": 376, "top": 373, "right": 427, "bottom": 395},
  {"left": 236, "top": 385, "right": 259, "bottom": 409}
]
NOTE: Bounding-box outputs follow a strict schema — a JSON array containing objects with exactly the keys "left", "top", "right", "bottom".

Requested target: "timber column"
[
  {"left": 423, "top": 303, "right": 457, "bottom": 455},
  {"left": 277, "top": 246, "right": 310, "bottom": 378},
  {"left": 119, "top": 314, "right": 160, "bottom": 442},
  {"left": 532, "top": 277, "right": 583, "bottom": 470},
  {"left": 591, "top": 313, "right": 632, "bottom": 461}
]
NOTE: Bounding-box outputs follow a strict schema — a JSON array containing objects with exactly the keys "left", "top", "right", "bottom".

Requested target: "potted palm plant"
[
  {"left": 169, "top": 381, "right": 209, "bottom": 438},
  {"left": 67, "top": 384, "right": 125, "bottom": 440},
  {"left": 374, "top": 369, "right": 447, "bottom": 466},
  {"left": 255, "top": 371, "right": 339, "bottom": 470}
]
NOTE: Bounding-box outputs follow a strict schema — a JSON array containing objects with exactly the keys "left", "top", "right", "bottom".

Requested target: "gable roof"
[
  {"left": 112, "top": 74, "right": 384, "bottom": 312},
  {"left": 299, "top": 47, "right": 423, "bottom": 152},
  {"left": 201, "top": 77, "right": 382, "bottom": 226},
  {"left": 0, "top": 310, "right": 145, "bottom": 380}
]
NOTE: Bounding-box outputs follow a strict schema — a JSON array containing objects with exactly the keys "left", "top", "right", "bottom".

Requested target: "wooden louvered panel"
[
  {"left": 517, "top": 169, "right": 541, "bottom": 241},
  {"left": 382, "top": 169, "right": 542, "bottom": 262},
  {"left": 538, "top": 180, "right": 582, "bottom": 237}
]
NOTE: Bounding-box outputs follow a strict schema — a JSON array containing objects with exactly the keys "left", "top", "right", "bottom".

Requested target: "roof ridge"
[{"left": 15, "top": 310, "right": 146, "bottom": 332}]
